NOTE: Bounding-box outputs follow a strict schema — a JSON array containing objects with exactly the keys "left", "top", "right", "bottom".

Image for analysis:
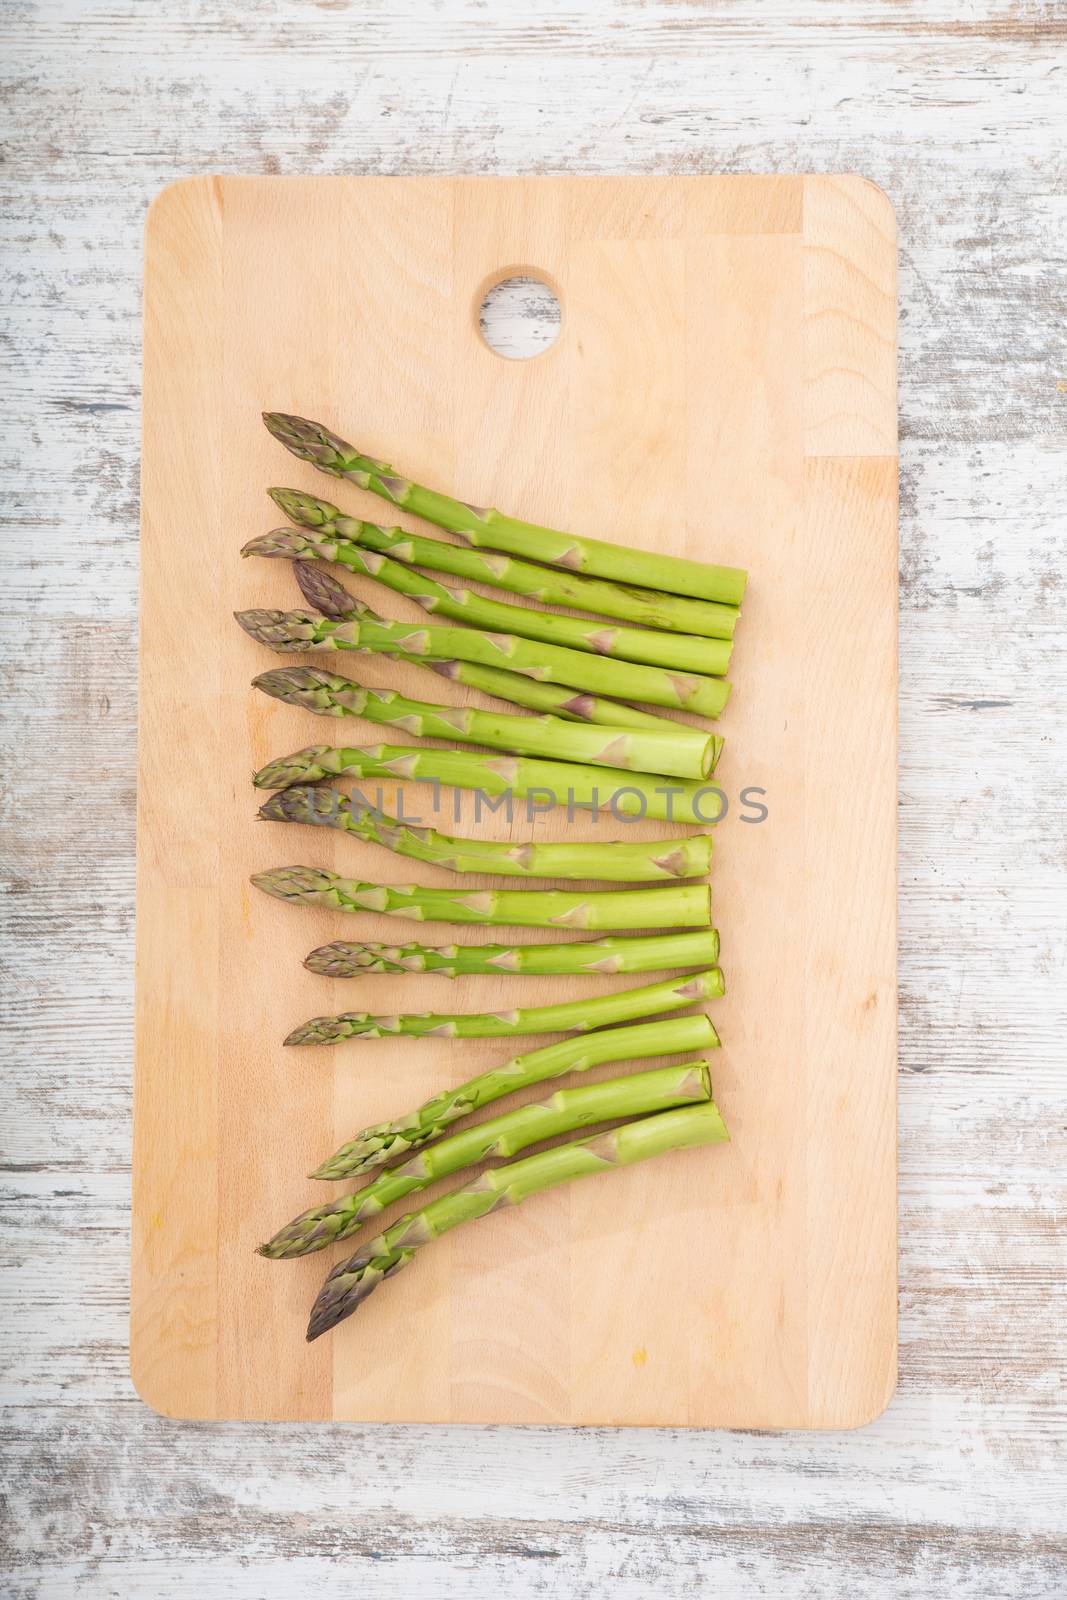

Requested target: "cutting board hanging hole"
[{"left": 477, "top": 272, "right": 561, "bottom": 360}]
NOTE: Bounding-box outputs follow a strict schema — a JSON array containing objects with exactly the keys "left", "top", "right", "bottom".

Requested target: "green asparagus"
[
  {"left": 304, "top": 927, "right": 720, "bottom": 978},
  {"left": 259, "top": 787, "right": 713, "bottom": 882},
  {"left": 311, "top": 1010, "right": 719, "bottom": 1180},
  {"left": 262, "top": 412, "right": 747, "bottom": 607},
  {"left": 284, "top": 967, "right": 723, "bottom": 1044},
  {"left": 252, "top": 865, "right": 711, "bottom": 931},
  {"left": 261, "top": 1061, "right": 712, "bottom": 1258},
  {"left": 245, "top": 526, "right": 731, "bottom": 677},
  {"left": 252, "top": 744, "right": 726, "bottom": 828},
  {"left": 253, "top": 666, "right": 720, "bottom": 780},
  {"left": 235, "top": 607, "right": 731, "bottom": 719},
  {"left": 291, "top": 562, "right": 681, "bottom": 732},
  {"left": 420, "top": 658, "right": 678, "bottom": 732},
  {"left": 306, "top": 1101, "right": 729, "bottom": 1337},
  {"left": 290, "top": 560, "right": 380, "bottom": 620},
  {"left": 272, "top": 487, "right": 739, "bottom": 641}
]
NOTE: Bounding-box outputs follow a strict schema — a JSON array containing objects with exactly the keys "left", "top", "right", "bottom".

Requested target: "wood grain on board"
[{"left": 133, "top": 175, "right": 898, "bottom": 1427}]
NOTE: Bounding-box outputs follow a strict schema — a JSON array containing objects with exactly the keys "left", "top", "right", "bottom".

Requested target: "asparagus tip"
[{"left": 293, "top": 560, "right": 361, "bottom": 620}]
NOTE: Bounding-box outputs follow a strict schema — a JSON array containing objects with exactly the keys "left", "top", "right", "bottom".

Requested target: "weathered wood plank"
[{"left": 1, "top": 0, "right": 1065, "bottom": 1590}]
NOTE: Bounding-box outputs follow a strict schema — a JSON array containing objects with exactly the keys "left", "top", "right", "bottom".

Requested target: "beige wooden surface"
[{"left": 132, "top": 174, "right": 897, "bottom": 1427}]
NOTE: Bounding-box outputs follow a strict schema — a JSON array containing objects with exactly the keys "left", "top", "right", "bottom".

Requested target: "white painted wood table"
[{"left": 1, "top": 2, "right": 1064, "bottom": 1594}]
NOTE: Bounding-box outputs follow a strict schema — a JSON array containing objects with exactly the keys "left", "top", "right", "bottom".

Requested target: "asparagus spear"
[
  {"left": 290, "top": 560, "right": 380, "bottom": 621},
  {"left": 292, "top": 562, "right": 681, "bottom": 732},
  {"left": 262, "top": 412, "right": 747, "bottom": 608},
  {"left": 252, "top": 865, "right": 711, "bottom": 931},
  {"left": 311, "top": 1010, "right": 719, "bottom": 1179},
  {"left": 253, "top": 666, "right": 720, "bottom": 781},
  {"left": 260, "top": 787, "right": 713, "bottom": 882},
  {"left": 306, "top": 1101, "right": 729, "bottom": 1337},
  {"left": 245, "top": 527, "right": 732, "bottom": 678},
  {"left": 304, "top": 927, "right": 720, "bottom": 978},
  {"left": 235, "top": 608, "right": 731, "bottom": 720},
  {"left": 252, "top": 744, "right": 725, "bottom": 827},
  {"left": 420, "top": 658, "right": 678, "bottom": 733},
  {"left": 272, "top": 488, "right": 739, "bottom": 641},
  {"left": 262, "top": 1061, "right": 712, "bottom": 1258},
  {"left": 285, "top": 967, "right": 723, "bottom": 1045}
]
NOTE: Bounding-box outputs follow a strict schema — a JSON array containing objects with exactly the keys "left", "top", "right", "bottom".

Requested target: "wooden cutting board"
[{"left": 133, "top": 175, "right": 897, "bottom": 1427}]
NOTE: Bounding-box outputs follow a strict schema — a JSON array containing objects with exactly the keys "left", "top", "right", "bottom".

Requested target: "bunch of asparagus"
[{"left": 239, "top": 411, "right": 746, "bottom": 1341}]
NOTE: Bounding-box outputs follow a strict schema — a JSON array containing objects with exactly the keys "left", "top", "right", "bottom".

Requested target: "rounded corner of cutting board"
[
  {"left": 128, "top": 1348, "right": 200, "bottom": 1424},
  {"left": 825, "top": 1357, "right": 900, "bottom": 1433},
  {"left": 144, "top": 174, "right": 219, "bottom": 244}
]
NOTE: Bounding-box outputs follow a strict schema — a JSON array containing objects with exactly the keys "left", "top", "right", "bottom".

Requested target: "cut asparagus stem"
[
  {"left": 304, "top": 927, "right": 720, "bottom": 978},
  {"left": 252, "top": 743, "right": 725, "bottom": 827},
  {"left": 252, "top": 865, "right": 711, "bottom": 931},
  {"left": 311, "top": 1010, "right": 720, "bottom": 1180},
  {"left": 259, "top": 787, "right": 713, "bottom": 883},
  {"left": 253, "top": 666, "right": 720, "bottom": 781},
  {"left": 261, "top": 1061, "right": 713, "bottom": 1258},
  {"left": 245, "top": 526, "right": 732, "bottom": 677},
  {"left": 263, "top": 413, "right": 747, "bottom": 607},
  {"left": 235, "top": 607, "right": 731, "bottom": 720},
  {"left": 306, "top": 1101, "right": 729, "bottom": 1337},
  {"left": 285, "top": 967, "right": 724, "bottom": 1045},
  {"left": 292, "top": 563, "right": 680, "bottom": 732},
  {"left": 272, "top": 487, "right": 739, "bottom": 641}
]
